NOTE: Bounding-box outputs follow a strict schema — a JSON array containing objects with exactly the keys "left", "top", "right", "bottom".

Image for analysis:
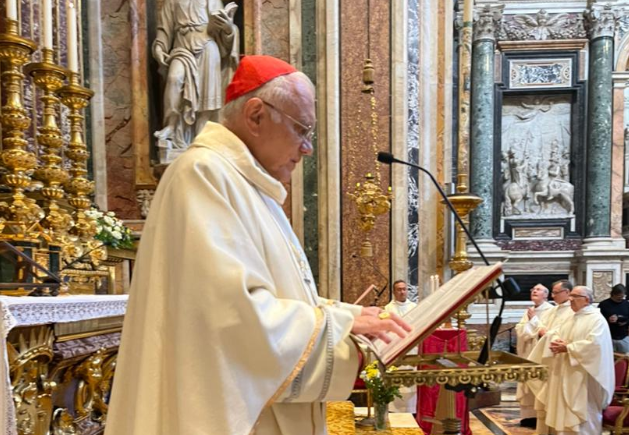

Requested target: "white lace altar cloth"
[{"left": 0, "top": 295, "right": 128, "bottom": 435}]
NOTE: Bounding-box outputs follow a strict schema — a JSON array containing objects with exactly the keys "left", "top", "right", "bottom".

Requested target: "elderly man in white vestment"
[
  {"left": 105, "top": 55, "right": 411, "bottom": 435},
  {"left": 384, "top": 280, "right": 418, "bottom": 414},
  {"left": 528, "top": 285, "right": 614, "bottom": 435},
  {"left": 529, "top": 279, "right": 574, "bottom": 434},
  {"left": 514, "top": 283, "right": 552, "bottom": 428}
]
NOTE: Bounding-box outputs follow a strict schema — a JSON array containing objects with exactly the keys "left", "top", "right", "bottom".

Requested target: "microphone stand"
[
  {"left": 351, "top": 254, "right": 389, "bottom": 306},
  {"left": 377, "top": 152, "right": 518, "bottom": 365}
]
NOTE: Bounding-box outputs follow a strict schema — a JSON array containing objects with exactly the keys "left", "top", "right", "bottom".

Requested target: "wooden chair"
[{"left": 603, "top": 353, "right": 629, "bottom": 435}]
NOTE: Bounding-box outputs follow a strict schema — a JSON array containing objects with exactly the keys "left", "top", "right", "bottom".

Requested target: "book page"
[{"left": 373, "top": 263, "right": 503, "bottom": 365}]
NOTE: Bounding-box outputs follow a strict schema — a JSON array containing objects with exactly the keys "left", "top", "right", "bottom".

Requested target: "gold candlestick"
[
  {"left": 24, "top": 48, "right": 74, "bottom": 241},
  {"left": 0, "top": 19, "right": 41, "bottom": 234},
  {"left": 57, "top": 73, "right": 95, "bottom": 241}
]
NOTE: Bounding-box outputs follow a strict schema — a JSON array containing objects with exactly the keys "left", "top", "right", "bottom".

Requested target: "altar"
[{"left": 0, "top": 295, "right": 127, "bottom": 435}]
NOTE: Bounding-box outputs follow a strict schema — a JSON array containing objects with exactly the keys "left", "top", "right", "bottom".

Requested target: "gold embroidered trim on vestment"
[{"left": 248, "top": 306, "right": 325, "bottom": 435}]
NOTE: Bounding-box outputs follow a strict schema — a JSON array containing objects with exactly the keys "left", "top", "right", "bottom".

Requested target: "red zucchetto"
[{"left": 225, "top": 55, "right": 298, "bottom": 104}]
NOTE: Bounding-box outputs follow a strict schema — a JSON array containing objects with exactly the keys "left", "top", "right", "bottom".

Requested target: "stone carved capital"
[
  {"left": 474, "top": 5, "right": 505, "bottom": 42},
  {"left": 499, "top": 9, "right": 586, "bottom": 41},
  {"left": 585, "top": 4, "right": 617, "bottom": 40}
]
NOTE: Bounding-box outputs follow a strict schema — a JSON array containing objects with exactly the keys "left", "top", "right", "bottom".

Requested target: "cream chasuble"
[
  {"left": 106, "top": 122, "right": 360, "bottom": 435},
  {"left": 528, "top": 305, "right": 614, "bottom": 434},
  {"left": 515, "top": 301, "right": 553, "bottom": 418}
]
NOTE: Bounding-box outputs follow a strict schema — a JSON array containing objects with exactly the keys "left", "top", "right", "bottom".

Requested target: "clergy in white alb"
[
  {"left": 105, "top": 56, "right": 410, "bottom": 435},
  {"left": 515, "top": 284, "right": 553, "bottom": 422},
  {"left": 384, "top": 280, "right": 418, "bottom": 413},
  {"left": 526, "top": 279, "right": 574, "bottom": 435},
  {"left": 528, "top": 285, "right": 614, "bottom": 435}
]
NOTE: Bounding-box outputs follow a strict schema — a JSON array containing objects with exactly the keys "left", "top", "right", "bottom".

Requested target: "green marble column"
[
  {"left": 470, "top": 6, "right": 502, "bottom": 240},
  {"left": 585, "top": 6, "right": 615, "bottom": 238}
]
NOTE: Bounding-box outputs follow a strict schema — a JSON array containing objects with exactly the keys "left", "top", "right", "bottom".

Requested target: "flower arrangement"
[
  {"left": 360, "top": 361, "right": 402, "bottom": 404},
  {"left": 85, "top": 208, "right": 134, "bottom": 250}
]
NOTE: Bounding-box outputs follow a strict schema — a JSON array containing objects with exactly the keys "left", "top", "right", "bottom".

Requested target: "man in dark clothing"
[{"left": 599, "top": 285, "right": 629, "bottom": 353}]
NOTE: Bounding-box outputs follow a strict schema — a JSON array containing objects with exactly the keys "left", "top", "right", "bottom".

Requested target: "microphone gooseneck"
[{"left": 380, "top": 152, "right": 519, "bottom": 365}]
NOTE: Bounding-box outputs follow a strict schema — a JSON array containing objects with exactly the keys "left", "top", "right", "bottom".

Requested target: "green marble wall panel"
[
  {"left": 302, "top": 0, "right": 318, "bottom": 284},
  {"left": 585, "top": 37, "right": 613, "bottom": 237}
]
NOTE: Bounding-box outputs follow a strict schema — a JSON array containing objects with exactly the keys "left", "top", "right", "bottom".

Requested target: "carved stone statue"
[{"left": 153, "top": 0, "right": 239, "bottom": 164}]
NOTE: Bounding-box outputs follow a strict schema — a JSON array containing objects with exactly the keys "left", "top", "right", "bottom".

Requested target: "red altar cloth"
[{"left": 416, "top": 329, "right": 471, "bottom": 435}]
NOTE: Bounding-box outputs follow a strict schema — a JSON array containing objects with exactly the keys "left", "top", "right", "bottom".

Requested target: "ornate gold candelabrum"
[
  {"left": 446, "top": 177, "right": 484, "bottom": 349},
  {"left": 57, "top": 72, "right": 95, "bottom": 242},
  {"left": 24, "top": 49, "right": 74, "bottom": 242},
  {"left": 0, "top": 19, "right": 41, "bottom": 237},
  {"left": 349, "top": 173, "right": 392, "bottom": 257}
]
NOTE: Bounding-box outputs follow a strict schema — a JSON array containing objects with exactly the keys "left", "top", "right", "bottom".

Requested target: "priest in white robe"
[
  {"left": 384, "top": 280, "right": 417, "bottom": 413},
  {"left": 514, "top": 283, "right": 553, "bottom": 427},
  {"left": 528, "top": 279, "right": 574, "bottom": 434},
  {"left": 528, "top": 285, "right": 615, "bottom": 435},
  {"left": 105, "top": 56, "right": 410, "bottom": 435}
]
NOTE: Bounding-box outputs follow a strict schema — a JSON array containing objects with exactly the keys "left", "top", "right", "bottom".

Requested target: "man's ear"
[{"left": 243, "top": 98, "right": 264, "bottom": 137}]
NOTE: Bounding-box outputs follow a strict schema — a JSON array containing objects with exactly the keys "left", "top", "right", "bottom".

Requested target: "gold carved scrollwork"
[
  {"left": 7, "top": 327, "right": 55, "bottom": 435},
  {"left": 74, "top": 348, "right": 117, "bottom": 422}
]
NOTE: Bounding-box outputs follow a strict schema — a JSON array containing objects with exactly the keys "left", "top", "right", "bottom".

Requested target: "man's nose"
[{"left": 300, "top": 139, "right": 314, "bottom": 156}]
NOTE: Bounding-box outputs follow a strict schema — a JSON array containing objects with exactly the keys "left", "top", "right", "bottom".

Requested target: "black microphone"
[{"left": 377, "top": 151, "right": 519, "bottom": 365}]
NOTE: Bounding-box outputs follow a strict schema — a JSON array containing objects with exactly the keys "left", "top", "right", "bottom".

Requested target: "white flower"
[
  {"left": 96, "top": 225, "right": 103, "bottom": 233},
  {"left": 103, "top": 216, "right": 115, "bottom": 226},
  {"left": 111, "top": 230, "right": 122, "bottom": 240},
  {"left": 107, "top": 211, "right": 115, "bottom": 217}
]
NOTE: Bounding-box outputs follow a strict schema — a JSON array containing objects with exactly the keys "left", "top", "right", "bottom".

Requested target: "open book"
[{"left": 356, "top": 263, "right": 503, "bottom": 366}]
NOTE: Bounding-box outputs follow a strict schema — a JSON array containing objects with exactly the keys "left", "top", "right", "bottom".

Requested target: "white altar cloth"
[{"left": 0, "top": 295, "right": 128, "bottom": 435}]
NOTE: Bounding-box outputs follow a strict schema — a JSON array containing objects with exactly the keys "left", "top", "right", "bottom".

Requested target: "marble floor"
[{"left": 469, "top": 385, "right": 611, "bottom": 435}]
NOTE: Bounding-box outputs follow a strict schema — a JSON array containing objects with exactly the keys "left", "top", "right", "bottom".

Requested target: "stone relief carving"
[
  {"left": 499, "top": 10, "right": 586, "bottom": 41},
  {"left": 501, "top": 95, "right": 575, "bottom": 218},
  {"left": 136, "top": 189, "right": 155, "bottom": 219},
  {"left": 153, "top": 0, "right": 240, "bottom": 164},
  {"left": 509, "top": 59, "right": 571, "bottom": 89},
  {"left": 584, "top": 4, "right": 617, "bottom": 40},
  {"left": 473, "top": 5, "right": 504, "bottom": 42},
  {"left": 592, "top": 271, "right": 613, "bottom": 302}
]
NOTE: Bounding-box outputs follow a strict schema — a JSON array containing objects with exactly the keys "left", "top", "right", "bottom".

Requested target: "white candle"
[
  {"left": 42, "top": 0, "right": 53, "bottom": 49},
  {"left": 6, "top": 0, "right": 18, "bottom": 20},
  {"left": 67, "top": 2, "right": 78, "bottom": 72},
  {"left": 463, "top": 0, "right": 473, "bottom": 22}
]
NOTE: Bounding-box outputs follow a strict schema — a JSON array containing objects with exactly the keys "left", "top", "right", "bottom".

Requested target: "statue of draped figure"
[{"left": 153, "top": 0, "right": 239, "bottom": 163}]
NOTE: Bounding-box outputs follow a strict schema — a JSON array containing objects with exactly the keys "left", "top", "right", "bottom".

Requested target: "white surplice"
[
  {"left": 514, "top": 301, "right": 553, "bottom": 419},
  {"left": 384, "top": 300, "right": 418, "bottom": 413},
  {"left": 528, "top": 305, "right": 615, "bottom": 434},
  {"left": 105, "top": 122, "right": 361, "bottom": 435}
]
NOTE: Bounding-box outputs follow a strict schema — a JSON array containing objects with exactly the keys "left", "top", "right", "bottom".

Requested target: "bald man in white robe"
[{"left": 528, "top": 285, "right": 614, "bottom": 435}]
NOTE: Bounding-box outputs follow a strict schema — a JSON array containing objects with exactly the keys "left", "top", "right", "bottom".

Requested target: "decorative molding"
[
  {"left": 512, "top": 227, "right": 564, "bottom": 240},
  {"left": 498, "top": 39, "right": 588, "bottom": 51},
  {"left": 135, "top": 189, "right": 155, "bottom": 219},
  {"left": 584, "top": 4, "right": 617, "bottom": 40},
  {"left": 474, "top": 5, "right": 504, "bottom": 42},
  {"left": 509, "top": 58, "right": 572, "bottom": 89},
  {"left": 499, "top": 10, "right": 586, "bottom": 41}
]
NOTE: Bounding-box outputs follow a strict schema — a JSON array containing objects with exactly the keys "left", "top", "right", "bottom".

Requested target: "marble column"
[
  {"left": 469, "top": 5, "right": 502, "bottom": 242},
  {"left": 584, "top": 5, "right": 615, "bottom": 239}
]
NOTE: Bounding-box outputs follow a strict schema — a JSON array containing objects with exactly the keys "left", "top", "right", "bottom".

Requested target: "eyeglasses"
[
  {"left": 569, "top": 294, "right": 588, "bottom": 299},
  {"left": 552, "top": 289, "right": 568, "bottom": 295},
  {"left": 261, "top": 100, "right": 315, "bottom": 142}
]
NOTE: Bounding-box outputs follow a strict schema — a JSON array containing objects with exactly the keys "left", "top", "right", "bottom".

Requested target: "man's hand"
[
  {"left": 549, "top": 339, "right": 568, "bottom": 354},
  {"left": 361, "top": 306, "right": 384, "bottom": 318},
  {"left": 351, "top": 312, "right": 412, "bottom": 344},
  {"left": 538, "top": 327, "right": 546, "bottom": 337},
  {"left": 610, "top": 315, "right": 618, "bottom": 324},
  {"left": 527, "top": 307, "right": 535, "bottom": 320}
]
